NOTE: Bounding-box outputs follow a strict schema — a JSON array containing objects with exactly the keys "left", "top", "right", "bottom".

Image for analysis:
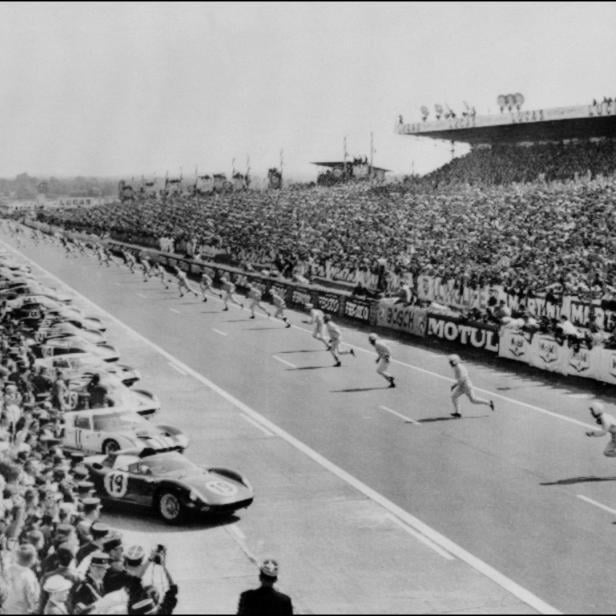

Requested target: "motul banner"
[{"left": 426, "top": 315, "right": 499, "bottom": 351}]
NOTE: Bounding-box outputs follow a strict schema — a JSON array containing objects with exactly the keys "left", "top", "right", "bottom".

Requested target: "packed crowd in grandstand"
[{"left": 34, "top": 140, "right": 616, "bottom": 318}]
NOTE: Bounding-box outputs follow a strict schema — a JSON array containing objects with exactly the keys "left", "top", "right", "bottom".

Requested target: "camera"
[{"left": 151, "top": 544, "right": 166, "bottom": 565}]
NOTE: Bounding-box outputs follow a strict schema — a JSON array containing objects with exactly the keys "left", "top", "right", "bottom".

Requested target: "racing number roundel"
[
  {"left": 105, "top": 471, "right": 128, "bottom": 497},
  {"left": 205, "top": 480, "right": 237, "bottom": 496}
]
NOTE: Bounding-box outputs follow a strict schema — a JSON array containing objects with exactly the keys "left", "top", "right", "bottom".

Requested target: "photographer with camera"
[{"left": 125, "top": 544, "right": 179, "bottom": 615}]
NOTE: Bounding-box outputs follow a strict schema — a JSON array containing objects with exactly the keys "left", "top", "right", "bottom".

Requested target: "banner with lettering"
[
  {"left": 375, "top": 299, "right": 428, "bottom": 337},
  {"left": 426, "top": 315, "right": 499, "bottom": 352},
  {"left": 341, "top": 296, "right": 373, "bottom": 324}
]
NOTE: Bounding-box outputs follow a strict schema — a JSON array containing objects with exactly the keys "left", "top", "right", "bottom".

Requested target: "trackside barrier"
[
  {"left": 498, "top": 327, "right": 616, "bottom": 382},
  {"left": 101, "top": 239, "right": 380, "bottom": 327},
  {"left": 425, "top": 313, "right": 500, "bottom": 353},
  {"left": 19, "top": 221, "right": 616, "bottom": 388},
  {"left": 374, "top": 298, "right": 428, "bottom": 337}
]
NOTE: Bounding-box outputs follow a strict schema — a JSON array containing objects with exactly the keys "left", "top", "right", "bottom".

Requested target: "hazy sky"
[{"left": 1, "top": 2, "right": 616, "bottom": 180}]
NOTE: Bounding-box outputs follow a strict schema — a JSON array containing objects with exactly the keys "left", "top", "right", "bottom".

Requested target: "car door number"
[
  {"left": 105, "top": 471, "right": 128, "bottom": 497},
  {"left": 206, "top": 480, "right": 237, "bottom": 496}
]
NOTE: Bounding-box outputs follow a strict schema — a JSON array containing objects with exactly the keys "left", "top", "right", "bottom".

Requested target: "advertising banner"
[
  {"left": 526, "top": 334, "right": 569, "bottom": 375},
  {"left": 341, "top": 296, "right": 372, "bottom": 324},
  {"left": 316, "top": 292, "right": 342, "bottom": 315},
  {"left": 375, "top": 299, "right": 428, "bottom": 337},
  {"left": 426, "top": 314, "right": 499, "bottom": 352},
  {"left": 498, "top": 328, "right": 530, "bottom": 362}
]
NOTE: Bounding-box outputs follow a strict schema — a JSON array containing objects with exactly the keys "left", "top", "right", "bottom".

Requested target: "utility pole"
[
  {"left": 279, "top": 149, "right": 284, "bottom": 188},
  {"left": 369, "top": 132, "right": 374, "bottom": 179}
]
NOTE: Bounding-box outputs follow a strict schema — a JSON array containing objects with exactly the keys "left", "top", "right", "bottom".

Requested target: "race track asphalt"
[{"left": 4, "top": 228, "right": 616, "bottom": 614}]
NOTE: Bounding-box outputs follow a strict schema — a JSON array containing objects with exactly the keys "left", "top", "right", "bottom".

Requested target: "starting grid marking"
[
  {"left": 212, "top": 328, "right": 228, "bottom": 337},
  {"left": 273, "top": 355, "right": 296, "bottom": 368},
  {"left": 380, "top": 405, "right": 420, "bottom": 425},
  {"left": 1, "top": 238, "right": 561, "bottom": 615},
  {"left": 577, "top": 495, "right": 616, "bottom": 517}
]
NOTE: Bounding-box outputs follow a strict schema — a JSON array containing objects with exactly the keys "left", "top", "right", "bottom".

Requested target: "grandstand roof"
[
  {"left": 311, "top": 161, "right": 390, "bottom": 172},
  {"left": 397, "top": 103, "right": 616, "bottom": 145}
]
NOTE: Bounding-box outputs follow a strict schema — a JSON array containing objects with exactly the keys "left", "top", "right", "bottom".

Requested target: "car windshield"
[
  {"left": 142, "top": 452, "right": 195, "bottom": 475},
  {"left": 93, "top": 412, "right": 146, "bottom": 431}
]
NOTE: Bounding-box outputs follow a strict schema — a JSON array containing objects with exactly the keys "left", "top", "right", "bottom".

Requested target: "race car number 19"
[{"left": 105, "top": 471, "right": 128, "bottom": 497}]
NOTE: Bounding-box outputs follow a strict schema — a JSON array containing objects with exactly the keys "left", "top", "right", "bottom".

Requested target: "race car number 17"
[{"left": 105, "top": 471, "right": 128, "bottom": 497}]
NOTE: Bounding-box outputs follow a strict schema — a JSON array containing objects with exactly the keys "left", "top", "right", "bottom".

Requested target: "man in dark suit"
[{"left": 237, "top": 559, "right": 293, "bottom": 615}]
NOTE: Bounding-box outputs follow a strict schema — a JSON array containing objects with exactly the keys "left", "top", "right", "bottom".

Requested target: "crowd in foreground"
[
  {"left": 35, "top": 139, "right": 616, "bottom": 309},
  {"left": 0, "top": 273, "right": 181, "bottom": 613}
]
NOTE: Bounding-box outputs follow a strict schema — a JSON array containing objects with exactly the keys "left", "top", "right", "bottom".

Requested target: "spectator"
[
  {"left": 237, "top": 559, "right": 293, "bottom": 616},
  {"left": 4, "top": 543, "right": 41, "bottom": 614}
]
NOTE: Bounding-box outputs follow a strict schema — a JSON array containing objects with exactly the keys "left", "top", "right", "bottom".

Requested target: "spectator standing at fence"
[
  {"left": 448, "top": 354, "right": 494, "bottom": 418},
  {"left": 368, "top": 333, "right": 395, "bottom": 388},
  {"left": 270, "top": 290, "right": 291, "bottom": 328},
  {"left": 324, "top": 315, "right": 355, "bottom": 367},
  {"left": 237, "top": 558, "right": 293, "bottom": 616},
  {"left": 303, "top": 303, "right": 329, "bottom": 349},
  {"left": 585, "top": 402, "right": 616, "bottom": 457}
]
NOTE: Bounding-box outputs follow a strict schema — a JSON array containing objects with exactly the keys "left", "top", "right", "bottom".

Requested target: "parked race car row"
[{"left": 0, "top": 251, "right": 254, "bottom": 523}]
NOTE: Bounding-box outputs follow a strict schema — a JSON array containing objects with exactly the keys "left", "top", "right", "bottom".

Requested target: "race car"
[
  {"left": 35, "top": 321, "right": 107, "bottom": 345},
  {"left": 62, "top": 408, "right": 188, "bottom": 455},
  {"left": 64, "top": 375, "right": 160, "bottom": 417},
  {"left": 10, "top": 295, "right": 106, "bottom": 331},
  {"left": 37, "top": 335, "right": 119, "bottom": 362},
  {"left": 84, "top": 448, "right": 254, "bottom": 523},
  {"left": 34, "top": 352, "right": 141, "bottom": 387}
]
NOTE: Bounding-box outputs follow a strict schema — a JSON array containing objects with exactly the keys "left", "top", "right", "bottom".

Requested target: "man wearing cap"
[
  {"left": 237, "top": 558, "right": 293, "bottom": 615},
  {"left": 76, "top": 497, "right": 101, "bottom": 545},
  {"left": 73, "top": 550, "right": 110, "bottom": 612},
  {"left": 76, "top": 521, "right": 109, "bottom": 566},
  {"left": 448, "top": 354, "right": 494, "bottom": 418},
  {"left": 586, "top": 402, "right": 616, "bottom": 456},
  {"left": 124, "top": 544, "right": 178, "bottom": 614},
  {"left": 4, "top": 543, "right": 41, "bottom": 614},
  {"left": 103, "top": 533, "right": 129, "bottom": 593},
  {"left": 39, "top": 546, "right": 80, "bottom": 614},
  {"left": 42, "top": 574, "right": 73, "bottom": 614}
]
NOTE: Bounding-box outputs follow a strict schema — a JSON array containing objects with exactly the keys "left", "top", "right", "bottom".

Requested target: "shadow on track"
[
  {"left": 245, "top": 327, "right": 284, "bottom": 331},
  {"left": 331, "top": 386, "right": 389, "bottom": 393},
  {"left": 287, "top": 365, "right": 333, "bottom": 371},
  {"left": 418, "top": 415, "right": 489, "bottom": 423},
  {"left": 276, "top": 349, "right": 322, "bottom": 354},
  {"left": 540, "top": 476, "right": 616, "bottom": 486}
]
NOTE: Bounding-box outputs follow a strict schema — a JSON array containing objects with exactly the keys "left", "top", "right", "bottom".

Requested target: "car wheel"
[
  {"left": 102, "top": 439, "right": 120, "bottom": 454},
  {"left": 157, "top": 490, "right": 185, "bottom": 524}
]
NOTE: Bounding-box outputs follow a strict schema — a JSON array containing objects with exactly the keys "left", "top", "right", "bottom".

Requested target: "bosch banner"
[{"left": 376, "top": 299, "right": 428, "bottom": 337}]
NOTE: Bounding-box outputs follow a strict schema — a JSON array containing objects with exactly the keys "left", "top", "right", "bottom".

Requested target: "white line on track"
[
  {"left": 273, "top": 355, "right": 296, "bottom": 368},
  {"left": 227, "top": 524, "right": 259, "bottom": 566},
  {"left": 240, "top": 413, "right": 274, "bottom": 437},
  {"left": 2, "top": 239, "right": 561, "bottom": 615},
  {"left": 168, "top": 362, "right": 187, "bottom": 376},
  {"left": 136, "top": 293, "right": 146, "bottom": 298},
  {"left": 169, "top": 308, "right": 181, "bottom": 314},
  {"left": 212, "top": 328, "right": 228, "bottom": 337},
  {"left": 380, "top": 405, "right": 420, "bottom": 425},
  {"left": 577, "top": 494, "right": 616, "bottom": 516},
  {"left": 386, "top": 514, "right": 453, "bottom": 560}
]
